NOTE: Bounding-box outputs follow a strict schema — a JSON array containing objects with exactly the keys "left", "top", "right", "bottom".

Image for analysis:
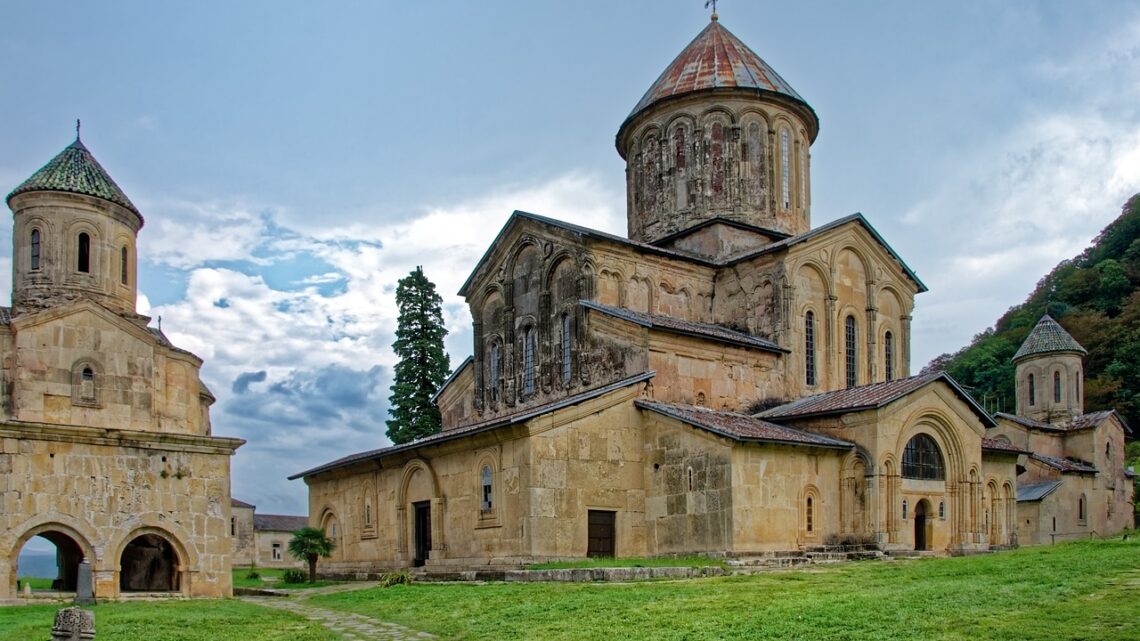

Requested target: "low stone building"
[
  {"left": 231, "top": 499, "right": 307, "bottom": 569},
  {"left": 0, "top": 134, "right": 244, "bottom": 599},
  {"left": 988, "top": 316, "right": 1134, "bottom": 545},
  {"left": 293, "top": 16, "right": 1024, "bottom": 573}
]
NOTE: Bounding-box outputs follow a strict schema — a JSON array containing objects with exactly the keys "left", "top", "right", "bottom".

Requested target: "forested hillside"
[{"left": 925, "top": 194, "right": 1140, "bottom": 430}]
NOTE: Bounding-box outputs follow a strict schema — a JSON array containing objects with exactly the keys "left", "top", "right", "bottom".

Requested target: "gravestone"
[
  {"left": 74, "top": 560, "right": 95, "bottom": 606},
  {"left": 51, "top": 607, "right": 95, "bottom": 641}
]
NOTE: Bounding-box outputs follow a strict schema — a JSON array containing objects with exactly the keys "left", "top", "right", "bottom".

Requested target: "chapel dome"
[
  {"left": 618, "top": 16, "right": 818, "bottom": 146},
  {"left": 7, "top": 137, "right": 142, "bottom": 223},
  {"left": 1012, "top": 315, "right": 1087, "bottom": 362}
]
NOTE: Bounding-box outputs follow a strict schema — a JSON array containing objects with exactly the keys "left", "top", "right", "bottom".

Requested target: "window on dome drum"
[
  {"left": 902, "top": 434, "right": 945, "bottom": 480},
  {"left": 31, "top": 229, "right": 41, "bottom": 270},
  {"left": 780, "top": 128, "right": 791, "bottom": 209},
  {"left": 481, "top": 465, "right": 493, "bottom": 512},
  {"left": 1054, "top": 371, "right": 1061, "bottom": 403},
  {"left": 561, "top": 314, "right": 572, "bottom": 383},
  {"left": 77, "top": 233, "right": 91, "bottom": 273},
  {"left": 488, "top": 341, "right": 501, "bottom": 401},
  {"left": 120, "top": 246, "right": 128, "bottom": 285},
  {"left": 805, "top": 311, "right": 816, "bottom": 386},
  {"left": 1077, "top": 372, "right": 1081, "bottom": 404},
  {"left": 884, "top": 331, "right": 894, "bottom": 382},
  {"left": 845, "top": 315, "right": 857, "bottom": 388},
  {"left": 1028, "top": 374, "right": 1035, "bottom": 406},
  {"left": 523, "top": 328, "right": 536, "bottom": 395}
]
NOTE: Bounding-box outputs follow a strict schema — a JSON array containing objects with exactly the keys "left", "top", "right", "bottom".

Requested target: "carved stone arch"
[
  {"left": 737, "top": 106, "right": 772, "bottom": 126},
  {"left": 542, "top": 251, "right": 577, "bottom": 291},
  {"left": 70, "top": 357, "right": 104, "bottom": 407},
  {"left": 504, "top": 238, "right": 543, "bottom": 286},
  {"left": 800, "top": 483, "right": 822, "bottom": 541},
  {"left": 894, "top": 410, "right": 967, "bottom": 485},
  {"left": 663, "top": 112, "right": 698, "bottom": 133},
  {"left": 396, "top": 458, "right": 445, "bottom": 565},
  {"left": 67, "top": 218, "right": 100, "bottom": 276},
  {"left": 638, "top": 123, "right": 663, "bottom": 142},
  {"left": 113, "top": 523, "right": 194, "bottom": 595},
  {"left": 795, "top": 259, "right": 834, "bottom": 302},
  {"left": 699, "top": 105, "right": 737, "bottom": 124},
  {"left": 5, "top": 513, "right": 100, "bottom": 598}
]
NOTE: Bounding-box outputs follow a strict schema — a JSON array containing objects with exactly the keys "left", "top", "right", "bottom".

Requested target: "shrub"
[
  {"left": 282, "top": 569, "right": 307, "bottom": 584},
  {"left": 244, "top": 568, "right": 261, "bottom": 580},
  {"left": 378, "top": 571, "right": 412, "bottom": 587}
]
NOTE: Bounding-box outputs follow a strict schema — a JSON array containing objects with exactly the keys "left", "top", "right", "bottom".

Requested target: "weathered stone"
[{"left": 51, "top": 607, "right": 94, "bottom": 641}]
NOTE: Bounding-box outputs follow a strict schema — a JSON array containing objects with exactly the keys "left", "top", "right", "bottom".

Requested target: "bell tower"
[{"left": 6, "top": 129, "right": 143, "bottom": 317}]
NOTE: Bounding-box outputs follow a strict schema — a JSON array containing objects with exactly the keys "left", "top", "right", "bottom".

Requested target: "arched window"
[
  {"left": 902, "top": 499, "right": 908, "bottom": 520},
  {"left": 845, "top": 315, "right": 857, "bottom": 388},
  {"left": 365, "top": 502, "right": 372, "bottom": 526},
  {"left": 77, "top": 232, "right": 90, "bottom": 273},
  {"left": 120, "top": 246, "right": 129, "bottom": 285},
  {"left": 523, "top": 328, "right": 536, "bottom": 395},
  {"left": 488, "top": 341, "right": 501, "bottom": 401},
  {"left": 80, "top": 367, "right": 95, "bottom": 402},
  {"left": 780, "top": 128, "right": 791, "bottom": 209},
  {"left": 561, "top": 314, "right": 572, "bottom": 383},
  {"left": 1053, "top": 371, "right": 1062, "bottom": 403},
  {"left": 806, "top": 496, "right": 814, "bottom": 533},
  {"left": 1078, "top": 494, "right": 1087, "bottom": 524},
  {"left": 805, "top": 311, "right": 816, "bottom": 386},
  {"left": 1077, "top": 372, "right": 1081, "bottom": 404},
  {"left": 1028, "top": 374, "right": 1035, "bottom": 406},
  {"left": 687, "top": 467, "right": 694, "bottom": 492},
  {"left": 938, "top": 501, "right": 945, "bottom": 520},
  {"left": 30, "top": 229, "right": 41, "bottom": 270},
  {"left": 1106, "top": 441, "right": 1111, "bottom": 458},
  {"left": 481, "top": 465, "right": 493, "bottom": 512},
  {"left": 884, "top": 331, "right": 894, "bottom": 383},
  {"left": 902, "top": 434, "right": 945, "bottom": 480}
]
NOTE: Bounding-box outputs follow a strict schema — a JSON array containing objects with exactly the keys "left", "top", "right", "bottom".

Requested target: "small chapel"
[
  {"left": 294, "top": 15, "right": 1131, "bottom": 571},
  {"left": 0, "top": 131, "right": 244, "bottom": 599}
]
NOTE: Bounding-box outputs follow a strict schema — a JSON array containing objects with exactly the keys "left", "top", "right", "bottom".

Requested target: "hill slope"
[{"left": 925, "top": 193, "right": 1140, "bottom": 428}]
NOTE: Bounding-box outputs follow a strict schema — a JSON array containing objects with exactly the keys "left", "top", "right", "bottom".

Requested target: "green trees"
[
  {"left": 287, "top": 527, "right": 336, "bottom": 583},
  {"left": 386, "top": 266, "right": 450, "bottom": 445},
  {"left": 932, "top": 194, "right": 1140, "bottom": 425}
]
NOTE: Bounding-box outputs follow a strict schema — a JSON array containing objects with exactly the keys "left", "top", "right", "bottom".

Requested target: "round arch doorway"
[
  {"left": 16, "top": 530, "right": 86, "bottom": 593},
  {"left": 119, "top": 533, "right": 181, "bottom": 592},
  {"left": 914, "top": 499, "right": 932, "bottom": 551}
]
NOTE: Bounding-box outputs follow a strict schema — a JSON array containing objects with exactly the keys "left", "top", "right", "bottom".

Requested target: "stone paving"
[{"left": 242, "top": 584, "right": 437, "bottom": 641}]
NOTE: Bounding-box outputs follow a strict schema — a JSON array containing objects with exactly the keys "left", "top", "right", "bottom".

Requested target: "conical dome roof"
[
  {"left": 1013, "top": 315, "right": 1087, "bottom": 362},
  {"left": 623, "top": 17, "right": 816, "bottom": 133},
  {"left": 7, "top": 137, "right": 141, "bottom": 219}
]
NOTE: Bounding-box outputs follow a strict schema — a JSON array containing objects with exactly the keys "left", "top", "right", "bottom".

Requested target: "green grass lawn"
[
  {"left": 0, "top": 599, "right": 337, "bottom": 641},
  {"left": 15, "top": 577, "right": 53, "bottom": 590},
  {"left": 232, "top": 567, "right": 340, "bottom": 590},
  {"left": 527, "top": 555, "right": 727, "bottom": 570},
  {"left": 310, "top": 537, "right": 1140, "bottom": 641}
]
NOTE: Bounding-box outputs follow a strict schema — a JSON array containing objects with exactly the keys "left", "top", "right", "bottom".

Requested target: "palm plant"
[{"left": 287, "top": 527, "right": 336, "bottom": 583}]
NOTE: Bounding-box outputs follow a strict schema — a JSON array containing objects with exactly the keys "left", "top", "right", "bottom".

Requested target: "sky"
[{"left": 2, "top": 1, "right": 1139, "bottom": 518}]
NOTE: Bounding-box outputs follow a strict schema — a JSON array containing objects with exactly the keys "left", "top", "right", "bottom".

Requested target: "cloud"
[{"left": 146, "top": 172, "right": 621, "bottom": 514}]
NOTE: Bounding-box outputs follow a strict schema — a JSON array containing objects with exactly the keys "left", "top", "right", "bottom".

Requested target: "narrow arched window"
[
  {"left": 884, "top": 331, "right": 894, "bottom": 383},
  {"left": 481, "top": 465, "right": 493, "bottom": 512},
  {"left": 77, "top": 232, "right": 90, "bottom": 273},
  {"left": 806, "top": 496, "right": 814, "bottom": 532},
  {"left": 1078, "top": 494, "right": 1086, "bottom": 524},
  {"left": 488, "top": 341, "right": 501, "bottom": 401},
  {"left": 805, "top": 311, "right": 816, "bottom": 386},
  {"left": 365, "top": 502, "right": 372, "bottom": 526},
  {"left": 938, "top": 501, "right": 945, "bottom": 520},
  {"left": 845, "top": 315, "right": 857, "bottom": 388},
  {"left": 780, "top": 128, "right": 791, "bottom": 209},
  {"left": 1028, "top": 374, "right": 1036, "bottom": 406},
  {"left": 687, "top": 467, "right": 694, "bottom": 492},
  {"left": 1076, "top": 372, "right": 1081, "bottom": 405},
  {"left": 1053, "top": 371, "right": 1062, "bottom": 403},
  {"left": 523, "top": 328, "right": 536, "bottom": 395},
  {"left": 120, "top": 246, "right": 129, "bottom": 285},
  {"left": 902, "top": 434, "right": 945, "bottom": 480},
  {"left": 902, "top": 499, "right": 908, "bottom": 520},
  {"left": 30, "top": 229, "right": 41, "bottom": 270},
  {"left": 799, "top": 137, "right": 808, "bottom": 209},
  {"left": 80, "top": 367, "right": 95, "bottom": 402},
  {"left": 561, "top": 314, "right": 572, "bottom": 383}
]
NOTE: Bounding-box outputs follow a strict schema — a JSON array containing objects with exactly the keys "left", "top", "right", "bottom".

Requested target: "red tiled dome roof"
[{"left": 623, "top": 18, "right": 816, "bottom": 129}]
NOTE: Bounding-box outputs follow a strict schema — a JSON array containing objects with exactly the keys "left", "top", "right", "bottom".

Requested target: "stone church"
[
  {"left": 0, "top": 134, "right": 244, "bottom": 599},
  {"left": 294, "top": 16, "right": 1126, "bottom": 572}
]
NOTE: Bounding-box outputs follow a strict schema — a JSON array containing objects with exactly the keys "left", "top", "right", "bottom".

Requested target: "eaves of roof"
[
  {"left": 290, "top": 371, "right": 656, "bottom": 480},
  {"left": 430, "top": 355, "right": 473, "bottom": 404},
  {"left": 581, "top": 300, "right": 787, "bottom": 354},
  {"left": 636, "top": 399, "right": 853, "bottom": 450}
]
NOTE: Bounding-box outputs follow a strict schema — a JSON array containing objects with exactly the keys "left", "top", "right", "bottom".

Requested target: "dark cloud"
[{"left": 231, "top": 370, "right": 267, "bottom": 394}]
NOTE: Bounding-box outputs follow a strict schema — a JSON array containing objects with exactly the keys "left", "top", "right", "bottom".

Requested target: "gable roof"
[
  {"left": 231, "top": 498, "right": 255, "bottom": 509},
  {"left": 1013, "top": 315, "right": 1086, "bottom": 361},
  {"left": 582, "top": 300, "right": 786, "bottom": 353},
  {"left": 290, "top": 371, "right": 656, "bottom": 480},
  {"left": 981, "top": 437, "right": 1026, "bottom": 456},
  {"left": 7, "top": 138, "right": 142, "bottom": 220},
  {"left": 1030, "top": 453, "right": 1097, "bottom": 475},
  {"left": 636, "top": 400, "right": 852, "bottom": 450},
  {"left": 458, "top": 210, "right": 716, "bottom": 297},
  {"left": 253, "top": 514, "right": 309, "bottom": 533},
  {"left": 724, "top": 213, "right": 927, "bottom": 292},
  {"left": 996, "top": 409, "right": 1131, "bottom": 435},
  {"left": 758, "top": 371, "right": 995, "bottom": 427},
  {"left": 1017, "top": 480, "right": 1063, "bottom": 502}
]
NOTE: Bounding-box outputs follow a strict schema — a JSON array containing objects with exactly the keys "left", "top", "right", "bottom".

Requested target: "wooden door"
[{"left": 587, "top": 510, "right": 615, "bottom": 558}]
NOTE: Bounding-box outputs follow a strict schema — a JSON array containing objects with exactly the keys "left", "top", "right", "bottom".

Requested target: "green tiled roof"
[
  {"left": 6, "top": 138, "right": 141, "bottom": 218},
  {"left": 1013, "top": 315, "right": 1086, "bottom": 361}
]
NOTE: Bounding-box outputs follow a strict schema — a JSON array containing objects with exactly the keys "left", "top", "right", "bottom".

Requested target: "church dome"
[
  {"left": 619, "top": 17, "right": 818, "bottom": 144},
  {"left": 7, "top": 137, "right": 142, "bottom": 223},
  {"left": 1013, "top": 315, "right": 1087, "bottom": 362}
]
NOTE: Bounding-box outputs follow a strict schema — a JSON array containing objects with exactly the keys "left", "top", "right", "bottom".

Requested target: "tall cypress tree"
[{"left": 386, "top": 266, "right": 450, "bottom": 444}]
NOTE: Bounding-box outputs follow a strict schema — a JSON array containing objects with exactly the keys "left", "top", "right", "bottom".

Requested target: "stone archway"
[
  {"left": 118, "top": 530, "right": 185, "bottom": 593},
  {"left": 914, "top": 499, "right": 932, "bottom": 551},
  {"left": 396, "top": 459, "right": 444, "bottom": 566},
  {"left": 5, "top": 520, "right": 97, "bottom": 599}
]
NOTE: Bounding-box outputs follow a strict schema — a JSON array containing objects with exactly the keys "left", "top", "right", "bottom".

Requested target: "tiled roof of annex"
[
  {"left": 1017, "top": 480, "right": 1063, "bottom": 502},
  {"left": 581, "top": 300, "right": 786, "bottom": 353},
  {"left": 995, "top": 409, "right": 1129, "bottom": 435},
  {"left": 636, "top": 399, "right": 853, "bottom": 449},
  {"left": 1030, "top": 453, "right": 1098, "bottom": 475},
  {"left": 253, "top": 514, "right": 310, "bottom": 533}
]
